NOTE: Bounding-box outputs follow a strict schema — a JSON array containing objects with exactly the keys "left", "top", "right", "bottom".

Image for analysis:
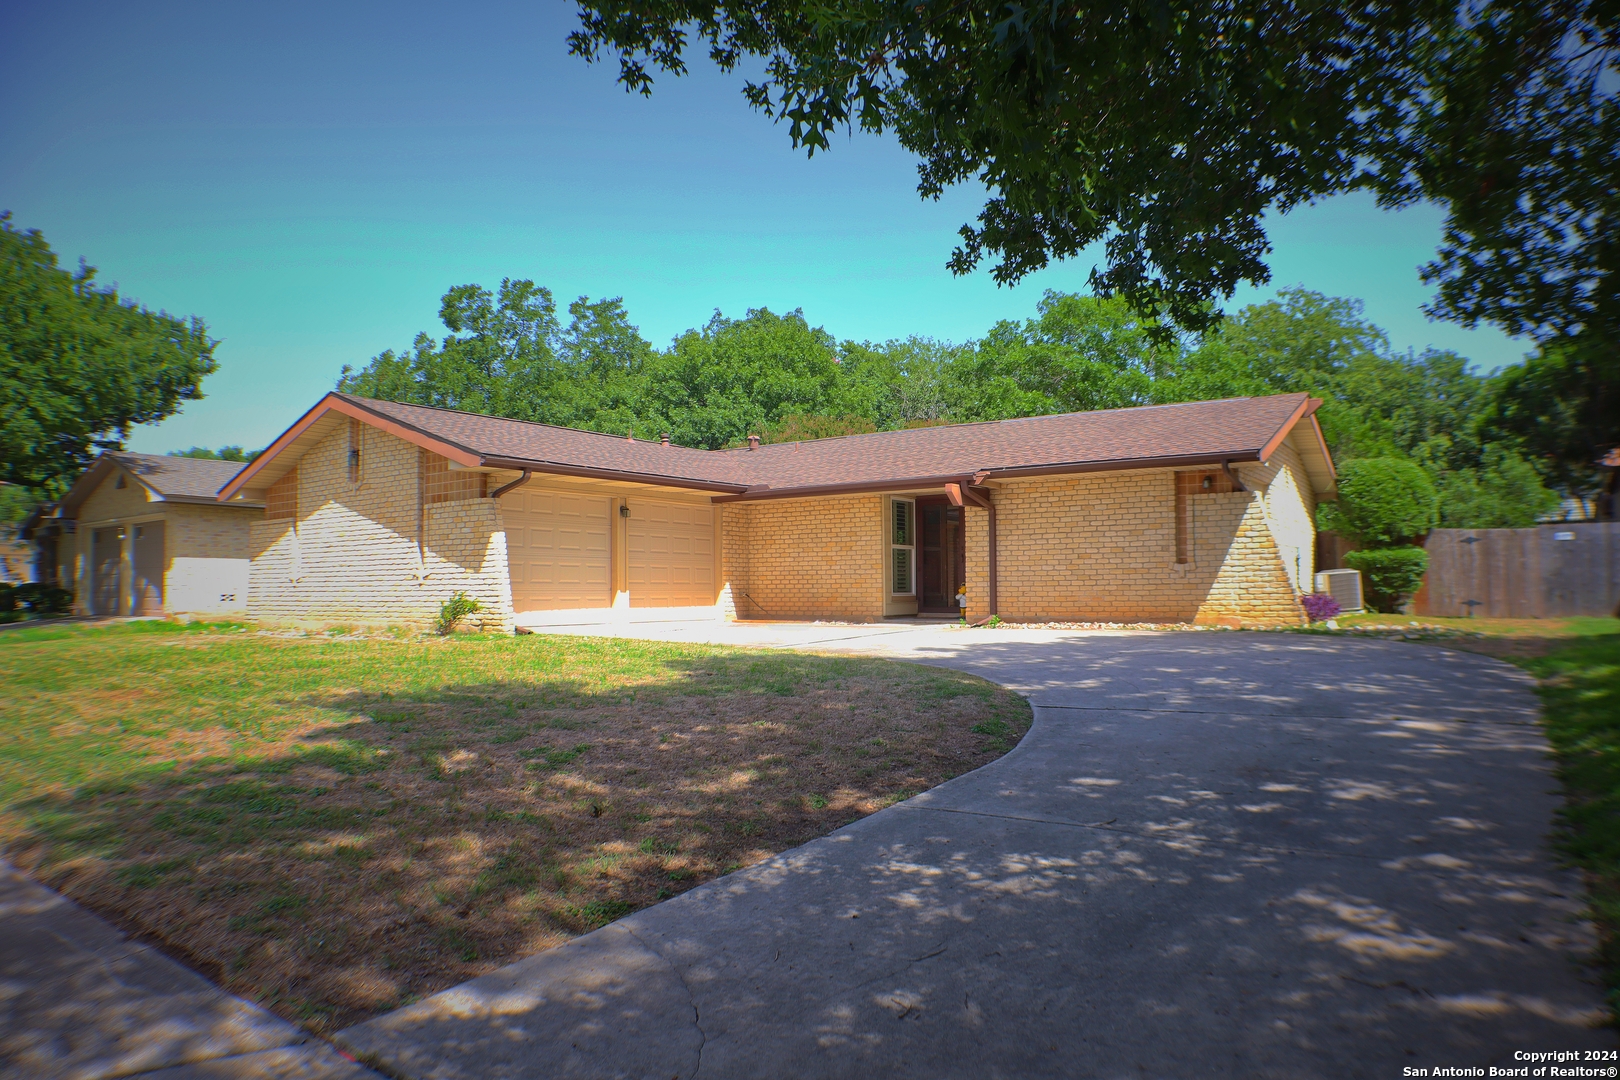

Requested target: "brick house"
[
  {"left": 34, "top": 453, "right": 262, "bottom": 617},
  {"left": 216, "top": 391, "right": 1335, "bottom": 632}
]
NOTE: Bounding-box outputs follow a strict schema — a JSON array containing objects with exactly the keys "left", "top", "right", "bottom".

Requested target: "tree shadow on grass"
[{"left": 5, "top": 654, "right": 1028, "bottom": 1034}]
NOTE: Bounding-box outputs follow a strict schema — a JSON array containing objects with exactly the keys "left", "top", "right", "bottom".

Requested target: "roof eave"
[
  {"left": 164, "top": 493, "right": 266, "bottom": 508},
  {"left": 713, "top": 474, "right": 979, "bottom": 503},
  {"left": 714, "top": 452, "right": 1271, "bottom": 502},
  {"left": 479, "top": 457, "right": 748, "bottom": 494},
  {"left": 219, "top": 392, "right": 486, "bottom": 502},
  {"left": 982, "top": 451, "right": 1265, "bottom": 483}
]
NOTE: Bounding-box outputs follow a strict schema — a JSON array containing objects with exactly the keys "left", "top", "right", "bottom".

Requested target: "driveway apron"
[{"left": 338, "top": 632, "right": 1614, "bottom": 1078}]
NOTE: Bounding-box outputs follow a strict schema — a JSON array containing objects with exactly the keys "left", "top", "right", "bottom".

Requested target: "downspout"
[
  {"left": 963, "top": 485, "right": 997, "bottom": 620},
  {"left": 491, "top": 468, "right": 532, "bottom": 499}
]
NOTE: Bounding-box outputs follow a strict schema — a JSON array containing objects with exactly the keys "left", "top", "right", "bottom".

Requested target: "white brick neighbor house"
[
  {"left": 37, "top": 453, "right": 262, "bottom": 617},
  {"left": 214, "top": 392, "right": 1336, "bottom": 632}
]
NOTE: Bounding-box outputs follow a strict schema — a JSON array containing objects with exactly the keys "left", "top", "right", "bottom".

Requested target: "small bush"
[
  {"left": 13, "top": 583, "right": 73, "bottom": 614},
  {"left": 1317, "top": 457, "right": 1438, "bottom": 547},
  {"left": 0, "top": 583, "right": 15, "bottom": 613},
  {"left": 435, "top": 591, "right": 482, "bottom": 635},
  {"left": 1344, "top": 547, "right": 1429, "bottom": 613},
  {"left": 1301, "top": 593, "right": 1342, "bottom": 623}
]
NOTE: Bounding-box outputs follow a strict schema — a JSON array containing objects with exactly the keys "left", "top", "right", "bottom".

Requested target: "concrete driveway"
[{"left": 339, "top": 628, "right": 1613, "bottom": 1078}]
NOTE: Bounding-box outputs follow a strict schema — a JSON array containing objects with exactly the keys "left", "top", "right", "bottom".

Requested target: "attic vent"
[{"left": 115, "top": 475, "right": 127, "bottom": 489}]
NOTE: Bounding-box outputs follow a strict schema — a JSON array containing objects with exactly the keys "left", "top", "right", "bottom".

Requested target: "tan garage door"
[
  {"left": 504, "top": 489, "right": 611, "bottom": 611},
  {"left": 628, "top": 499, "right": 714, "bottom": 607}
]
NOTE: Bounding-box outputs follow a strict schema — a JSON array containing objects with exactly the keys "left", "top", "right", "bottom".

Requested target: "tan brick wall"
[
  {"left": 1252, "top": 437, "right": 1316, "bottom": 594},
  {"left": 245, "top": 425, "right": 513, "bottom": 632},
  {"left": 722, "top": 495, "right": 886, "bottom": 621},
  {"left": 957, "top": 465, "right": 1307, "bottom": 626},
  {"left": 77, "top": 467, "right": 159, "bottom": 523},
  {"left": 161, "top": 503, "right": 256, "bottom": 615}
]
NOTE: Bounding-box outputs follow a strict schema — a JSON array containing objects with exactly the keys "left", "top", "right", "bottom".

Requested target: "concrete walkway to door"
[{"left": 338, "top": 627, "right": 1615, "bottom": 1078}]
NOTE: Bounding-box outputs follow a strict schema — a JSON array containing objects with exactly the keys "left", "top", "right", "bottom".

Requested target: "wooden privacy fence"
[{"left": 1416, "top": 523, "right": 1620, "bottom": 618}]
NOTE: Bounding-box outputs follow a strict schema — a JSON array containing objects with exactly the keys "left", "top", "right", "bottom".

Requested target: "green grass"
[
  {"left": 0, "top": 621, "right": 1028, "bottom": 1033},
  {"left": 1335, "top": 613, "right": 1620, "bottom": 638},
  {"left": 1519, "top": 633, "right": 1620, "bottom": 1015}
]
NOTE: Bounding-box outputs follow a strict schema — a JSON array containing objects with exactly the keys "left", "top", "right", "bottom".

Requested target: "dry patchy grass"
[{"left": 0, "top": 622, "right": 1028, "bottom": 1032}]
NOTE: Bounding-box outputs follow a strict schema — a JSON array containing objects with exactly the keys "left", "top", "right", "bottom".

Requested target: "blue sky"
[{"left": 2, "top": 0, "right": 1531, "bottom": 455}]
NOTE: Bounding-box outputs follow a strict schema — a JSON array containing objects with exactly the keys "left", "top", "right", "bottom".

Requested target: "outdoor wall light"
[{"left": 620, "top": 504, "right": 630, "bottom": 517}]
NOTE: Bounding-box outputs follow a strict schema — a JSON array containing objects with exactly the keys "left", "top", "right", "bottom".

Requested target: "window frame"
[{"left": 890, "top": 497, "right": 916, "bottom": 596}]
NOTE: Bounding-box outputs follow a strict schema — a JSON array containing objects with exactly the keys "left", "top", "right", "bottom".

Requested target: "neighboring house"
[
  {"left": 217, "top": 391, "right": 1335, "bottom": 632},
  {"left": 0, "top": 538, "right": 32, "bottom": 584},
  {"left": 35, "top": 453, "right": 262, "bottom": 617}
]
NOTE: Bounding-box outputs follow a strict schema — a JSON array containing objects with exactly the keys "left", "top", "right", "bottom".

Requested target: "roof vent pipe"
[
  {"left": 747, "top": 435, "right": 760, "bottom": 450},
  {"left": 661, "top": 433, "right": 670, "bottom": 446}
]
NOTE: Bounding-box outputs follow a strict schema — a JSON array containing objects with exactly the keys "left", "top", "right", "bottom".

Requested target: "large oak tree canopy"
[
  {"left": 0, "top": 214, "right": 218, "bottom": 496},
  {"left": 568, "top": 0, "right": 1618, "bottom": 344}
]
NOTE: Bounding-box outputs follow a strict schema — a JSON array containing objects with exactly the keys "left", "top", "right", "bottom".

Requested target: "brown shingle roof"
[
  {"left": 340, "top": 396, "right": 754, "bottom": 488},
  {"left": 222, "top": 390, "right": 1325, "bottom": 502},
  {"left": 722, "top": 394, "right": 1315, "bottom": 494},
  {"left": 61, "top": 451, "right": 252, "bottom": 518},
  {"left": 322, "top": 392, "right": 1316, "bottom": 497},
  {"left": 107, "top": 452, "right": 248, "bottom": 500}
]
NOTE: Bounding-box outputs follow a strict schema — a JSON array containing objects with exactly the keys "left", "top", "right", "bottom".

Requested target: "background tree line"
[{"left": 337, "top": 278, "right": 1573, "bottom": 531}]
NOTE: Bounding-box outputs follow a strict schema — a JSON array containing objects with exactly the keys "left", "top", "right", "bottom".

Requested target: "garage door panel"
[
  {"left": 628, "top": 500, "right": 713, "bottom": 607},
  {"left": 506, "top": 491, "right": 611, "bottom": 611}
]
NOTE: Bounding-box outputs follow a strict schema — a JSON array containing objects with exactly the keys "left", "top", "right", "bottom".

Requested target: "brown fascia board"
[
  {"left": 1304, "top": 410, "right": 1337, "bottom": 484},
  {"left": 478, "top": 457, "right": 748, "bottom": 494},
  {"left": 712, "top": 474, "right": 980, "bottom": 503},
  {"left": 221, "top": 393, "right": 749, "bottom": 501},
  {"left": 1257, "top": 395, "right": 1318, "bottom": 464},
  {"left": 164, "top": 493, "right": 266, "bottom": 508},
  {"left": 715, "top": 453, "right": 1283, "bottom": 502},
  {"left": 980, "top": 450, "right": 1272, "bottom": 483},
  {"left": 220, "top": 393, "right": 486, "bottom": 501}
]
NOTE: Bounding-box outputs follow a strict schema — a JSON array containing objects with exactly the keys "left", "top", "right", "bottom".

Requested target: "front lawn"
[
  {"left": 1522, "top": 632, "right": 1620, "bottom": 1015},
  {"left": 0, "top": 622, "right": 1029, "bottom": 1032},
  {"left": 1301, "top": 613, "right": 1620, "bottom": 660}
]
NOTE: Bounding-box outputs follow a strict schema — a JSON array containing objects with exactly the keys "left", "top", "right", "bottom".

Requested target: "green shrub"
[
  {"left": 10, "top": 583, "right": 72, "bottom": 615},
  {"left": 0, "top": 583, "right": 14, "bottom": 613},
  {"left": 1344, "top": 547, "right": 1429, "bottom": 613},
  {"left": 1318, "top": 457, "right": 1438, "bottom": 546},
  {"left": 435, "top": 591, "right": 482, "bottom": 635}
]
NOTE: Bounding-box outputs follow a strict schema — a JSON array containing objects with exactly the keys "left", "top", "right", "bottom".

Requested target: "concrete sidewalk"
[
  {"left": 0, "top": 861, "right": 379, "bottom": 1080},
  {"left": 336, "top": 630, "right": 1615, "bottom": 1078}
]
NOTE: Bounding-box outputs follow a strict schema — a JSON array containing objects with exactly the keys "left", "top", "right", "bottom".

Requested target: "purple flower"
[{"left": 1301, "top": 593, "right": 1342, "bottom": 623}]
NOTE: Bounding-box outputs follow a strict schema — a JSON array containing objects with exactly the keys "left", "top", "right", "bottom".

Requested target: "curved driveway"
[{"left": 339, "top": 630, "right": 1613, "bottom": 1078}]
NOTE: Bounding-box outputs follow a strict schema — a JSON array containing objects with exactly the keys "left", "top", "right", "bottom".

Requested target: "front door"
[{"left": 916, "top": 496, "right": 965, "bottom": 614}]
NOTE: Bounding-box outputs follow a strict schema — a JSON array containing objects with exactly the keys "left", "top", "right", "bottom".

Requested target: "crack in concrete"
[
  {"left": 622, "top": 925, "right": 707, "bottom": 1080},
  {"left": 814, "top": 941, "right": 952, "bottom": 1007}
]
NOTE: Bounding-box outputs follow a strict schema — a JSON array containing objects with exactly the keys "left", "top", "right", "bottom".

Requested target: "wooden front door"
[{"left": 916, "top": 496, "right": 966, "bottom": 613}]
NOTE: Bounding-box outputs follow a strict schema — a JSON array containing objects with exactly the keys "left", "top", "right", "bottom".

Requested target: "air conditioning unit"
[{"left": 1314, "top": 568, "right": 1364, "bottom": 613}]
